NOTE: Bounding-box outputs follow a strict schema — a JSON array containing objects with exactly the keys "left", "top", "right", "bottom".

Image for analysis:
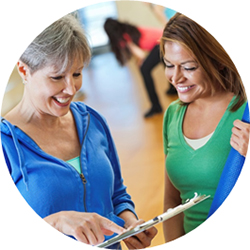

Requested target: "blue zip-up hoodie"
[{"left": 1, "top": 102, "right": 136, "bottom": 245}]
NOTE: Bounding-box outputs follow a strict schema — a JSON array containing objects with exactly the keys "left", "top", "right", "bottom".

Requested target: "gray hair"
[{"left": 20, "top": 13, "right": 91, "bottom": 74}]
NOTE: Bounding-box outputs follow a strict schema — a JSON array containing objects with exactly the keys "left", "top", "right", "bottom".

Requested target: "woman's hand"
[
  {"left": 230, "top": 119, "right": 250, "bottom": 157},
  {"left": 44, "top": 211, "right": 125, "bottom": 246},
  {"left": 123, "top": 219, "right": 158, "bottom": 249}
]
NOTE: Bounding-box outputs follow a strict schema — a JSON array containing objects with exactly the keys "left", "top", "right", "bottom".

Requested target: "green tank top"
[{"left": 163, "top": 97, "right": 246, "bottom": 233}]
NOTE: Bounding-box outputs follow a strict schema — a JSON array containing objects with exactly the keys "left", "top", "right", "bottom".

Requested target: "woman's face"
[
  {"left": 163, "top": 41, "right": 211, "bottom": 104},
  {"left": 24, "top": 59, "right": 84, "bottom": 117}
]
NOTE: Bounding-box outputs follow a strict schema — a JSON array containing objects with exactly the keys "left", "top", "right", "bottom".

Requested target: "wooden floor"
[
  {"left": 2, "top": 51, "right": 178, "bottom": 249},
  {"left": 76, "top": 52, "right": 178, "bottom": 248}
]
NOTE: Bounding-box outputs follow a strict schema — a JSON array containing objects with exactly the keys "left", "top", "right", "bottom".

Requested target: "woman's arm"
[
  {"left": 126, "top": 42, "right": 147, "bottom": 66},
  {"left": 163, "top": 163, "right": 185, "bottom": 242},
  {"left": 230, "top": 119, "right": 250, "bottom": 157}
]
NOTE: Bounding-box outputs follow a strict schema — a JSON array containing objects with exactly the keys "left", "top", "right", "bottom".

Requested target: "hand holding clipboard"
[{"left": 96, "top": 193, "right": 210, "bottom": 248}]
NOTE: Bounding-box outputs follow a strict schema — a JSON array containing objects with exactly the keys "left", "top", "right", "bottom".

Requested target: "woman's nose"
[
  {"left": 63, "top": 77, "right": 76, "bottom": 95},
  {"left": 171, "top": 67, "right": 183, "bottom": 84}
]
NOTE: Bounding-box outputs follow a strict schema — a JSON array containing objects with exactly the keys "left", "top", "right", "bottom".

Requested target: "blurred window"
[{"left": 78, "top": 2, "right": 117, "bottom": 48}]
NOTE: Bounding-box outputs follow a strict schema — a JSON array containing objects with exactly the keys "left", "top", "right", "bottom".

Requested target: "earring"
[{"left": 23, "top": 79, "right": 27, "bottom": 85}]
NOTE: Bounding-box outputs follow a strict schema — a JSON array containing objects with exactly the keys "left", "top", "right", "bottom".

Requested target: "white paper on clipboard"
[{"left": 96, "top": 193, "right": 210, "bottom": 248}]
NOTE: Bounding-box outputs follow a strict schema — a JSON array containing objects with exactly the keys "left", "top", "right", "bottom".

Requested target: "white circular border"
[{"left": 0, "top": 1, "right": 249, "bottom": 249}]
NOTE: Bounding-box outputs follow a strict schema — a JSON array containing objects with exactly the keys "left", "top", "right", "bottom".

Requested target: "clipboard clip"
[{"left": 185, "top": 192, "right": 209, "bottom": 204}]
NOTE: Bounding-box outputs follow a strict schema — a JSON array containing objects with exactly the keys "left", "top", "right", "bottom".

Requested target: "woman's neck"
[
  {"left": 5, "top": 95, "right": 70, "bottom": 130},
  {"left": 190, "top": 91, "right": 234, "bottom": 111}
]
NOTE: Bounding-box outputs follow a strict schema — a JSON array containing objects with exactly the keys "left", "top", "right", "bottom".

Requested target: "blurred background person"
[{"left": 104, "top": 18, "right": 165, "bottom": 118}]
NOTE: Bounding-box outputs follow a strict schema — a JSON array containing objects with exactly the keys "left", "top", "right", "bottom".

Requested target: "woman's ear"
[{"left": 17, "top": 60, "right": 29, "bottom": 84}]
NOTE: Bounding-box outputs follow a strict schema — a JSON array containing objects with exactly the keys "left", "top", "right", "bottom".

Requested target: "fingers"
[
  {"left": 124, "top": 236, "right": 145, "bottom": 249},
  {"left": 73, "top": 228, "right": 88, "bottom": 243},
  {"left": 74, "top": 226, "right": 97, "bottom": 245},
  {"left": 123, "top": 219, "right": 158, "bottom": 249},
  {"left": 145, "top": 226, "right": 158, "bottom": 239},
  {"left": 72, "top": 214, "right": 105, "bottom": 245},
  {"left": 232, "top": 120, "right": 250, "bottom": 136},
  {"left": 231, "top": 120, "right": 250, "bottom": 157},
  {"left": 132, "top": 227, "right": 158, "bottom": 248},
  {"left": 233, "top": 119, "right": 249, "bottom": 129},
  {"left": 124, "top": 229, "right": 158, "bottom": 249},
  {"left": 99, "top": 216, "right": 126, "bottom": 236},
  {"left": 82, "top": 213, "right": 125, "bottom": 245},
  {"left": 45, "top": 211, "right": 124, "bottom": 246}
]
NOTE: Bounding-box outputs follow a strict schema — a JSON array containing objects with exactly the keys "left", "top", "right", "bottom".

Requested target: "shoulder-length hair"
[
  {"left": 104, "top": 18, "right": 141, "bottom": 65},
  {"left": 160, "top": 13, "right": 246, "bottom": 111}
]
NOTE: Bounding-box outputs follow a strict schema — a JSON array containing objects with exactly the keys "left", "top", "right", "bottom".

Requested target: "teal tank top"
[{"left": 67, "top": 156, "right": 81, "bottom": 174}]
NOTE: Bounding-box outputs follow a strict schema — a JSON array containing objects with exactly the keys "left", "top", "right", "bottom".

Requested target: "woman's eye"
[
  {"left": 183, "top": 64, "right": 198, "bottom": 71},
  {"left": 165, "top": 64, "right": 174, "bottom": 68},
  {"left": 184, "top": 67, "right": 197, "bottom": 71},
  {"left": 51, "top": 76, "right": 63, "bottom": 80},
  {"left": 73, "top": 73, "right": 81, "bottom": 77}
]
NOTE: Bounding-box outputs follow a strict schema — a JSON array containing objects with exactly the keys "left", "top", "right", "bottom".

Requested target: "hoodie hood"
[{"left": 1, "top": 117, "right": 29, "bottom": 190}]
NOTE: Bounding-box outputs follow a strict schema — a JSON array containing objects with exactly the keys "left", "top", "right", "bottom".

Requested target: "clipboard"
[{"left": 96, "top": 193, "right": 210, "bottom": 248}]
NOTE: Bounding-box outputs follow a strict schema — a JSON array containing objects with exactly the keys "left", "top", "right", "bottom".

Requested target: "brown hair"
[
  {"left": 104, "top": 18, "right": 141, "bottom": 65},
  {"left": 160, "top": 13, "right": 246, "bottom": 111}
]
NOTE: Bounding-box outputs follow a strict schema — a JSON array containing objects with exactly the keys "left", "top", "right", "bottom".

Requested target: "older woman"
[
  {"left": 1, "top": 14, "right": 157, "bottom": 249},
  {"left": 160, "top": 13, "right": 249, "bottom": 242}
]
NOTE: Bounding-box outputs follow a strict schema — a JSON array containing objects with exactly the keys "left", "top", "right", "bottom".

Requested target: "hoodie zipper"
[
  {"left": 79, "top": 113, "right": 90, "bottom": 212},
  {"left": 80, "top": 173, "right": 87, "bottom": 212}
]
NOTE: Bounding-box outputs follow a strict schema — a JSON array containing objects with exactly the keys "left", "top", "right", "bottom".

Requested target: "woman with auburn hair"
[{"left": 160, "top": 13, "right": 249, "bottom": 242}]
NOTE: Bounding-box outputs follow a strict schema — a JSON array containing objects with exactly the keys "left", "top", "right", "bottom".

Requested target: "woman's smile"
[
  {"left": 176, "top": 85, "right": 195, "bottom": 93},
  {"left": 52, "top": 96, "right": 71, "bottom": 106}
]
